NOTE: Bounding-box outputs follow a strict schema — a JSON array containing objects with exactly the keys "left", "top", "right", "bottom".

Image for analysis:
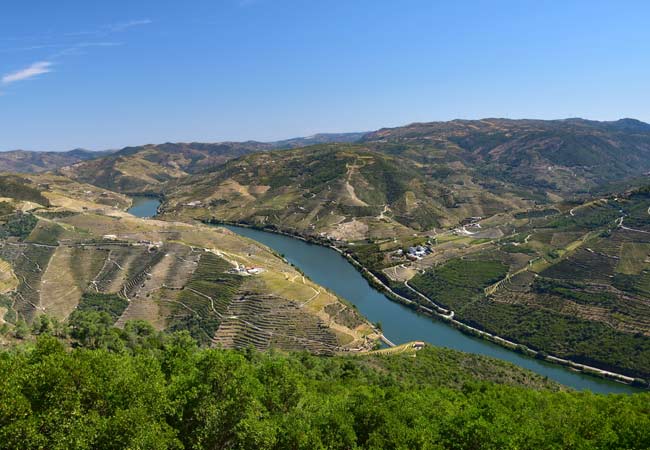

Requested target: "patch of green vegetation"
[
  {"left": 514, "top": 208, "right": 560, "bottom": 219},
  {"left": 347, "top": 243, "right": 387, "bottom": 271},
  {"left": 0, "top": 176, "right": 49, "bottom": 205},
  {"left": 0, "top": 213, "right": 38, "bottom": 240},
  {"left": 2, "top": 335, "right": 650, "bottom": 449},
  {"left": 410, "top": 259, "right": 508, "bottom": 311},
  {"left": 460, "top": 299, "right": 650, "bottom": 380},
  {"left": 0, "top": 294, "right": 15, "bottom": 324},
  {"left": 546, "top": 202, "right": 620, "bottom": 230},
  {"left": 357, "top": 156, "right": 415, "bottom": 204},
  {"left": 616, "top": 243, "right": 650, "bottom": 275},
  {"left": 24, "top": 221, "right": 63, "bottom": 245},
  {"left": 0, "top": 202, "right": 14, "bottom": 218},
  {"left": 74, "top": 292, "right": 129, "bottom": 320},
  {"left": 613, "top": 272, "right": 650, "bottom": 297},
  {"left": 533, "top": 278, "right": 618, "bottom": 308},
  {"left": 500, "top": 243, "right": 537, "bottom": 255},
  {"left": 36, "top": 210, "right": 78, "bottom": 219}
]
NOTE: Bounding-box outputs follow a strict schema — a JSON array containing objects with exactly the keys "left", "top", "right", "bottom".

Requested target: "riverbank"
[{"left": 213, "top": 220, "right": 644, "bottom": 388}]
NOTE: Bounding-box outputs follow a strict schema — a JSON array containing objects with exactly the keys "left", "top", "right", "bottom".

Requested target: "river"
[{"left": 127, "top": 197, "right": 638, "bottom": 393}]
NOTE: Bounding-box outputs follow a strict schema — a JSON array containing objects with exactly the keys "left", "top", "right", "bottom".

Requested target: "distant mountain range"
[
  {"left": 155, "top": 118, "right": 650, "bottom": 238},
  {"left": 0, "top": 132, "right": 365, "bottom": 178},
  {"left": 0, "top": 149, "right": 115, "bottom": 174},
  {"left": 361, "top": 118, "right": 650, "bottom": 195}
]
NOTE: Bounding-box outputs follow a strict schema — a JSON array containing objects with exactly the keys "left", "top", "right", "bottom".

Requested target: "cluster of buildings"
[
  {"left": 394, "top": 245, "right": 432, "bottom": 261},
  {"left": 406, "top": 245, "right": 431, "bottom": 260},
  {"left": 228, "top": 263, "right": 265, "bottom": 275}
]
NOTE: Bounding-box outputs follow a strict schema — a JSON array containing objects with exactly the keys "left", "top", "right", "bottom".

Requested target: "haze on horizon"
[{"left": 2, "top": 0, "right": 649, "bottom": 151}]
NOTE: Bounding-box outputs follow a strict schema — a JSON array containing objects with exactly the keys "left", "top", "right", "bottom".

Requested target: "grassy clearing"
[{"left": 617, "top": 242, "right": 650, "bottom": 275}]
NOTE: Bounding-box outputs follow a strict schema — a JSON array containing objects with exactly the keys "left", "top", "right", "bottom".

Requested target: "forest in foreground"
[{"left": 1, "top": 319, "right": 649, "bottom": 450}]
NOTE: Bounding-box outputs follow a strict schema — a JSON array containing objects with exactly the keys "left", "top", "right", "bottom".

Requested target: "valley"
[
  {"left": 6, "top": 4, "right": 650, "bottom": 447},
  {"left": 3, "top": 118, "right": 650, "bottom": 390},
  {"left": 151, "top": 118, "right": 650, "bottom": 385}
]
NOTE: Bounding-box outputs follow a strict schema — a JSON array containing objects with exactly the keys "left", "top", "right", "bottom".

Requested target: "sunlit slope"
[
  {"left": 58, "top": 142, "right": 270, "bottom": 194},
  {"left": 394, "top": 187, "right": 650, "bottom": 381},
  {"left": 0, "top": 149, "right": 111, "bottom": 173},
  {"left": 0, "top": 175, "right": 377, "bottom": 353},
  {"left": 57, "top": 134, "right": 366, "bottom": 194},
  {"left": 161, "top": 144, "right": 532, "bottom": 240},
  {"left": 362, "top": 118, "right": 650, "bottom": 196}
]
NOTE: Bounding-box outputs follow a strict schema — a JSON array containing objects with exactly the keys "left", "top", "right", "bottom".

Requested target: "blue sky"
[{"left": 2, "top": 0, "right": 649, "bottom": 151}]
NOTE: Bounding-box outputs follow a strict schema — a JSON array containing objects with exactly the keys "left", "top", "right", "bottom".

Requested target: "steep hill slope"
[
  {"left": 0, "top": 175, "right": 377, "bottom": 353},
  {"left": 160, "top": 144, "right": 533, "bottom": 240}
]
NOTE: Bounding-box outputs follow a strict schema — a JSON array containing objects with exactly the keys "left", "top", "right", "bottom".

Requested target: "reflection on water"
[{"left": 127, "top": 197, "right": 160, "bottom": 218}]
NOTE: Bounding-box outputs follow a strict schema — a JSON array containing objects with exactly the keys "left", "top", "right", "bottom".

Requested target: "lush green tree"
[{"left": 1, "top": 335, "right": 650, "bottom": 449}]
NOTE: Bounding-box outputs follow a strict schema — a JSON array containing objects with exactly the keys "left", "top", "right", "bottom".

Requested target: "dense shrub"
[{"left": 1, "top": 336, "right": 649, "bottom": 449}]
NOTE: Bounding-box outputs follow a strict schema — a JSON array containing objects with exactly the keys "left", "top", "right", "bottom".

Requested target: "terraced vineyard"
[
  {"left": 396, "top": 191, "right": 650, "bottom": 381},
  {"left": 214, "top": 292, "right": 340, "bottom": 355},
  {"left": 0, "top": 179, "right": 376, "bottom": 353},
  {"left": 166, "top": 252, "right": 243, "bottom": 345},
  {"left": 1, "top": 244, "right": 55, "bottom": 322}
]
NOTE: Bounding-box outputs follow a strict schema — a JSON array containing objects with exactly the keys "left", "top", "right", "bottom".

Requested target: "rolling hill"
[
  {"left": 158, "top": 118, "right": 650, "bottom": 242},
  {"left": 0, "top": 149, "right": 113, "bottom": 173},
  {"left": 58, "top": 142, "right": 270, "bottom": 194},
  {"left": 0, "top": 175, "right": 377, "bottom": 353},
  {"left": 362, "top": 118, "right": 650, "bottom": 195},
  {"left": 58, "top": 133, "right": 365, "bottom": 194},
  {"left": 160, "top": 144, "right": 534, "bottom": 240}
]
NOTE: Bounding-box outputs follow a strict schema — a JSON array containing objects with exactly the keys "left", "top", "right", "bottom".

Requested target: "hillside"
[
  {"left": 0, "top": 175, "right": 377, "bottom": 353},
  {"left": 160, "top": 144, "right": 532, "bottom": 240},
  {"left": 58, "top": 142, "right": 270, "bottom": 194},
  {"left": 58, "top": 133, "right": 365, "bottom": 194},
  {"left": 159, "top": 118, "right": 650, "bottom": 239},
  {"left": 362, "top": 118, "right": 650, "bottom": 195},
  {"left": 0, "top": 149, "right": 112, "bottom": 173},
  {"left": 347, "top": 186, "right": 650, "bottom": 381},
  {"left": 155, "top": 118, "right": 650, "bottom": 382}
]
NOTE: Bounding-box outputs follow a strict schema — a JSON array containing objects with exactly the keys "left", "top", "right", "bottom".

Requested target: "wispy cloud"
[
  {"left": 2, "top": 61, "right": 52, "bottom": 84},
  {"left": 108, "top": 19, "right": 153, "bottom": 32},
  {"left": 1, "top": 19, "right": 150, "bottom": 93},
  {"left": 1, "top": 41, "right": 122, "bottom": 55},
  {"left": 65, "top": 18, "right": 152, "bottom": 38}
]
